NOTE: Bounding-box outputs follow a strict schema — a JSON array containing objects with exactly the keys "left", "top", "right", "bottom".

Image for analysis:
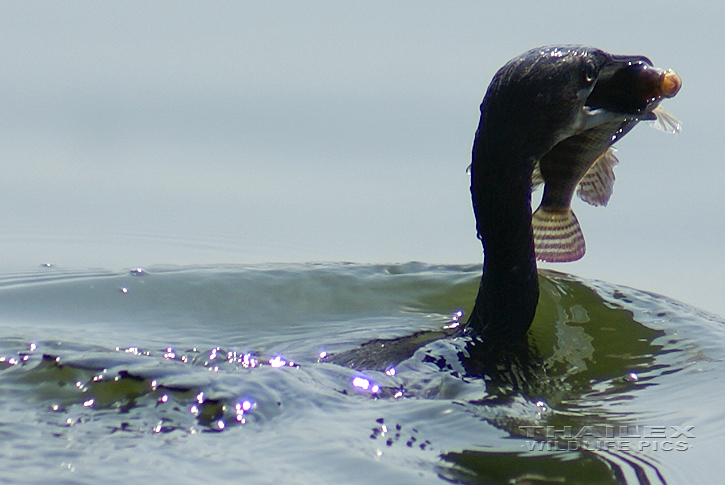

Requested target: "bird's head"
[{"left": 478, "top": 46, "right": 680, "bottom": 160}]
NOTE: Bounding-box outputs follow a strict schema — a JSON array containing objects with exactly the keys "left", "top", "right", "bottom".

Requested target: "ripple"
[{"left": 0, "top": 264, "right": 722, "bottom": 484}]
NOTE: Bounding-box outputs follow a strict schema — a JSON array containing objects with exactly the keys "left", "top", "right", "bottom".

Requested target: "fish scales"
[{"left": 532, "top": 66, "right": 681, "bottom": 263}]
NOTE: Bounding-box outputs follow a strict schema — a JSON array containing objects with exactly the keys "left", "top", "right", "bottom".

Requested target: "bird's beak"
[
  {"left": 587, "top": 54, "right": 681, "bottom": 114},
  {"left": 599, "top": 54, "right": 654, "bottom": 78}
]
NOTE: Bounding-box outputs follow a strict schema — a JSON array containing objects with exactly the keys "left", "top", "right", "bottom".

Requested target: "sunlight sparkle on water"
[
  {"left": 236, "top": 400, "right": 253, "bottom": 412},
  {"left": 241, "top": 353, "right": 258, "bottom": 368},
  {"left": 234, "top": 400, "right": 253, "bottom": 424},
  {"left": 353, "top": 376, "right": 370, "bottom": 390},
  {"left": 444, "top": 309, "right": 464, "bottom": 330},
  {"left": 352, "top": 376, "right": 380, "bottom": 394},
  {"left": 269, "top": 356, "right": 286, "bottom": 368}
]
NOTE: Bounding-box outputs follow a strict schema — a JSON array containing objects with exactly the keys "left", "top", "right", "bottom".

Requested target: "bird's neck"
[{"left": 468, "top": 132, "right": 540, "bottom": 341}]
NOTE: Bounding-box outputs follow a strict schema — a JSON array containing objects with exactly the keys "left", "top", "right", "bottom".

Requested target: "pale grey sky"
[{"left": 1, "top": 1, "right": 723, "bottom": 316}]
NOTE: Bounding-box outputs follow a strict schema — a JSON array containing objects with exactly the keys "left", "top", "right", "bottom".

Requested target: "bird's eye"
[{"left": 583, "top": 61, "right": 597, "bottom": 84}]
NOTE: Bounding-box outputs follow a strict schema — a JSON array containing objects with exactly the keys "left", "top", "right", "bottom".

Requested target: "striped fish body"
[
  {"left": 532, "top": 118, "right": 636, "bottom": 262},
  {"left": 532, "top": 66, "right": 681, "bottom": 263}
]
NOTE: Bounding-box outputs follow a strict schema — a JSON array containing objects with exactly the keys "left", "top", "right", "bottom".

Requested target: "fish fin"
[
  {"left": 576, "top": 147, "right": 619, "bottom": 207},
  {"left": 648, "top": 105, "right": 681, "bottom": 134},
  {"left": 531, "top": 161, "right": 544, "bottom": 190},
  {"left": 532, "top": 207, "right": 586, "bottom": 262}
]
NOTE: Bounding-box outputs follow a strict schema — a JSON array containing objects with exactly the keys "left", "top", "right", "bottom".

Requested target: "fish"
[{"left": 531, "top": 63, "right": 682, "bottom": 262}]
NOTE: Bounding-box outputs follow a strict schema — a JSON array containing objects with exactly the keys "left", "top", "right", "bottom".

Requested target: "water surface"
[{"left": 0, "top": 263, "right": 722, "bottom": 484}]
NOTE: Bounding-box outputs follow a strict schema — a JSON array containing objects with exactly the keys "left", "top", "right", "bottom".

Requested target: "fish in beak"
[{"left": 531, "top": 53, "right": 681, "bottom": 262}]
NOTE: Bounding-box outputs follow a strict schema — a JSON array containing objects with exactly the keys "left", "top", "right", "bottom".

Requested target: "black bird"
[
  {"left": 468, "top": 46, "right": 681, "bottom": 342},
  {"left": 329, "top": 46, "right": 680, "bottom": 371}
]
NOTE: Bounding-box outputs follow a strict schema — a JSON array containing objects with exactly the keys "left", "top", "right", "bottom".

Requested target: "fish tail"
[{"left": 532, "top": 207, "right": 586, "bottom": 262}]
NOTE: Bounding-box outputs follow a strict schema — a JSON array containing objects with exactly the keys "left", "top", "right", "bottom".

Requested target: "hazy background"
[{"left": 1, "top": 1, "right": 723, "bottom": 316}]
